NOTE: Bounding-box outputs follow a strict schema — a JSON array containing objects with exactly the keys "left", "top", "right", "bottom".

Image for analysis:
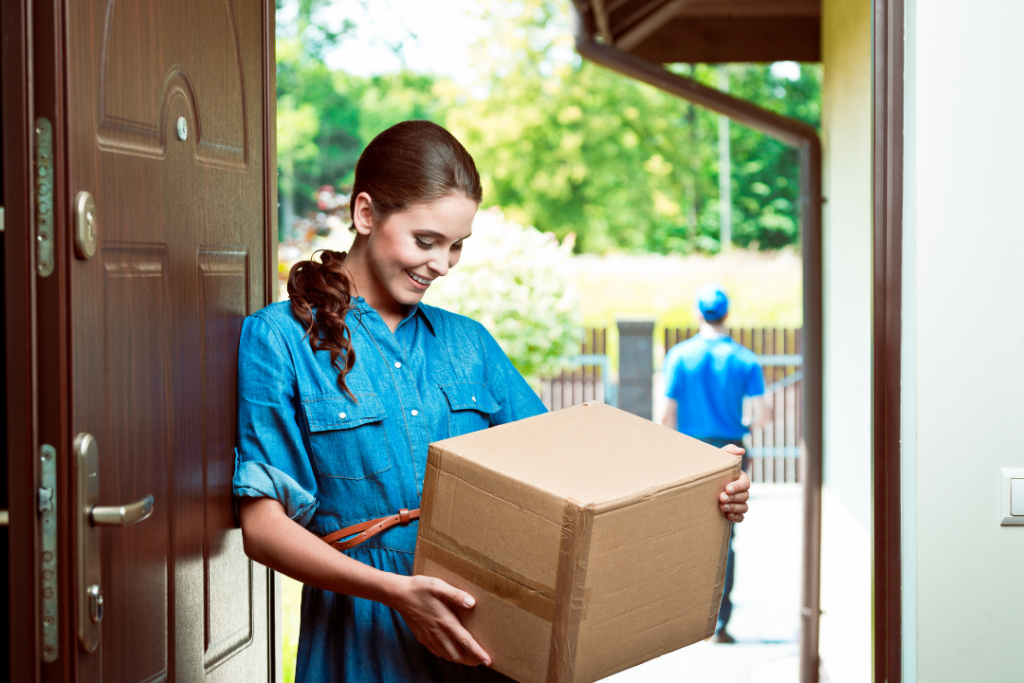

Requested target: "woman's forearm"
[{"left": 239, "top": 497, "right": 406, "bottom": 608}]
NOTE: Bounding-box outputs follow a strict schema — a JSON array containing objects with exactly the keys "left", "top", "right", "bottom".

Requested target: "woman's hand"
[
  {"left": 388, "top": 575, "right": 491, "bottom": 667},
  {"left": 718, "top": 444, "right": 751, "bottom": 523}
]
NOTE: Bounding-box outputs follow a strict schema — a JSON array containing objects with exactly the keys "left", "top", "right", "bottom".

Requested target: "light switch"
[
  {"left": 1013, "top": 479, "right": 1024, "bottom": 516},
  {"left": 1000, "top": 469, "right": 1024, "bottom": 526}
]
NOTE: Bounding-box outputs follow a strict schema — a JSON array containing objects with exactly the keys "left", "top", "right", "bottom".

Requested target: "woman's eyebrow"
[{"left": 417, "top": 229, "right": 472, "bottom": 241}]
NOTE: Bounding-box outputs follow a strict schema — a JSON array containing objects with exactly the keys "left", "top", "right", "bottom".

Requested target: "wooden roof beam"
[{"left": 615, "top": 0, "right": 694, "bottom": 52}]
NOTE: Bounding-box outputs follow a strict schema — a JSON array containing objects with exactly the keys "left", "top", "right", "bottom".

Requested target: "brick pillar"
[{"left": 616, "top": 318, "right": 656, "bottom": 420}]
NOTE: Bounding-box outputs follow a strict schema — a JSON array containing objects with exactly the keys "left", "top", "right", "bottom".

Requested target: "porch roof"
[{"left": 577, "top": 0, "right": 820, "bottom": 63}]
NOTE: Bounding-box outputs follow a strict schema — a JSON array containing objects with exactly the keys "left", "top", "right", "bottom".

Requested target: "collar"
[
  {"left": 415, "top": 302, "right": 439, "bottom": 335},
  {"left": 350, "top": 296, "right": 438, "bottom": 336}
]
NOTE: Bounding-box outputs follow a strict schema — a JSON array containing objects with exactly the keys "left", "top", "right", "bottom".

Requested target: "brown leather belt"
[{"left": 320, "top": 508, "right": 420, "bottom": 551}]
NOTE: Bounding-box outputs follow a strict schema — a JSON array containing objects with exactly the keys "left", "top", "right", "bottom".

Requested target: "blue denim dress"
[{"left": 232, "top": 298, "right": 547, "bottom": 682}]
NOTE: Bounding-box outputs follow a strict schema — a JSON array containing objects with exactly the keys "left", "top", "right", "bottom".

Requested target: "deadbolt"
[
  {"left": 86, "top": 585, "right": 103, "bottom": 623},
  {"left": 74, "top": 191, "right": 97, "bottom": 259},
  {"left": 75, "top": 433, "right": 154, "bottom": 652}
]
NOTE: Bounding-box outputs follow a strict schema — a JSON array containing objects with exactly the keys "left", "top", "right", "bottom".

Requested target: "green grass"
[{"left": 281, "top": 575, "right": 303, "bottom": 683}]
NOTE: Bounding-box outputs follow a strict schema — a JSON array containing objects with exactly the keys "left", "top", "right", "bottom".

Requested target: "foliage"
[
  {"left": 423, "top": 208, "right": 584, "bottom": 384},
  {"left": 276, "top": 1, "right": 446, "bottom": 229},
  {"left": 445, "top": 0, "right": 821, "bottom": 254},
  {"left": 274, "top": 0, "right": 822, "bottom": 254}
]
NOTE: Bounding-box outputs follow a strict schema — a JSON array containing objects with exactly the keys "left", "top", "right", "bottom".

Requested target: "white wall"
[
  {"left": 819, "top": 0, "right": 873, "bottom": 679},
  {"left": 904, "top": 1, "right": 1024, "bottom": 679}
]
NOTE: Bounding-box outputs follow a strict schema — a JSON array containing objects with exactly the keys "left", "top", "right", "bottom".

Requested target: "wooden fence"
[
  {"left": 539, "top": 328, "right": 608, "bottom": 410},
  {"left": 537, "top": 326, "right": 803, "bottom": 485}
]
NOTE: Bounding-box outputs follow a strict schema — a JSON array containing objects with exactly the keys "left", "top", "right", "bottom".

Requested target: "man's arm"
[
  {"left": 659, "top": 397, "right": 678, "bottom": 431},
  {"left": 749, "top": 395, "right": 767, "bottom": 430}
]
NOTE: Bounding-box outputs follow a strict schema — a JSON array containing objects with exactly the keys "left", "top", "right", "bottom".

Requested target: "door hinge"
[
  {"left": 39, "top": 444, "right": 58, "bottom": 662},
  {"left": 34, "top": 119, "right": 54, "bottom": 277}
]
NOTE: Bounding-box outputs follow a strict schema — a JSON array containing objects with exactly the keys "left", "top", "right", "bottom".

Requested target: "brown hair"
[{"left": 287, "top": 121, "right": 482, "bottom": 398}]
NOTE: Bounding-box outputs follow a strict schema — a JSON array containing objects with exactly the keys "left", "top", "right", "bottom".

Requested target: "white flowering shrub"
[{"left": 424, "top": 208, "right": 583, "bottom": 385}]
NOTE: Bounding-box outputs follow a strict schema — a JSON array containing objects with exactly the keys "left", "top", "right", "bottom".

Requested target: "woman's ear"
[{"left": 351, "top": 192, "right": 375, "bottom": 237}]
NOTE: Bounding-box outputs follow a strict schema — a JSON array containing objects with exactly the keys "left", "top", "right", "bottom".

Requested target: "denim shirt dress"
[{"left": 232, "top": 298, "right": 547, "bottom": 682}]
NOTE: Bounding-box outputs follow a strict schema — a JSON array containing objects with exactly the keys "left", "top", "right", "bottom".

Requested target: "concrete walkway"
[{"left": 605, "top": 483, "right": 825, "bottom": 683}]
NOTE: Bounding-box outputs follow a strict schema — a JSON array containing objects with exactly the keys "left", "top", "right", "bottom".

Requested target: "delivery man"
[{"left": 659, "top": 283, "right": 767, "bottom": 643}]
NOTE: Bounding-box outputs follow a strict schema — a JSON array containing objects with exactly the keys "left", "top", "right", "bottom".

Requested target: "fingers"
[
  {"left": 719, "top": 487, "right": 750, "bottom": 502},
  {"left": 719, "top": 470, "right": 751, "bottom": 523},
  {"left": 728, "top": 471, "right": 752, "bottom": 494},
  {"left": 435, "top": 581, "right": 476, "bottom": 610},
  {"left": 425, "top": 580, "right": 489, "bottom": 666},
  {"left": 449, "top": 621, "right": 491, "bottom": 667},
  {"left": 722, "top": 444, "right": 745, "bottom": 457}
]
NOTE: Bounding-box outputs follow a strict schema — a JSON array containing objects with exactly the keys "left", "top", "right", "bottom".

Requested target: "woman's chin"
[{"left": 392, "top": 287, "right": 427, "bottom": 306}]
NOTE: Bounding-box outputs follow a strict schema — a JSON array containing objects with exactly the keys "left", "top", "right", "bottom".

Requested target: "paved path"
[{"left": 605, "top": 483, "right": 824, "bottom": 683}]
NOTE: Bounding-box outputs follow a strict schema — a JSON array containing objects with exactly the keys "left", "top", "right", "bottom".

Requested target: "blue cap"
[{"left": 696, "top": 284, "right": 729, "bottom": 322}]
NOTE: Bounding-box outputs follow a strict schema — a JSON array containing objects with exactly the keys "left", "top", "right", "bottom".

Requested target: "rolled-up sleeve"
[
  {"left": 233, "top": 315, "right": 319, "bottom": 527},
  {"left": 475, "top": 321, "right": 548, "bottom": 426}
]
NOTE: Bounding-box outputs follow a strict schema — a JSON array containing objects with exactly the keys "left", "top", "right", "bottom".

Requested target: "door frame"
[
  {"left": 872, "top": 0, "right": 905, "bottom": 680},
  {"left": 2, "top": 0, "right": 280, "bottom": 679},
  {"left": 2, "top": 0, "right": 55, "bottom": 679}
]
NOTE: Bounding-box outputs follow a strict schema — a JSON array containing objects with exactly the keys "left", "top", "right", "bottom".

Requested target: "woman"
[{"left": 234, "top": 120, "right": 751, "bottom": 682}]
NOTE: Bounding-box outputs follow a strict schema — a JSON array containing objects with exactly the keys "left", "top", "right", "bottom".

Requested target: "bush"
[{"left": 423, "top": 208, "right": 583, "bottom": 385}]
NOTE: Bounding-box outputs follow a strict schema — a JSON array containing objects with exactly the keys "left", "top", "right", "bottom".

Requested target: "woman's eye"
[
  {"left": 415, "top": 238, "right": 434, "bottom": 250},
  {"left": 451, "top": 241, "right": 464, "bottom": 252}
]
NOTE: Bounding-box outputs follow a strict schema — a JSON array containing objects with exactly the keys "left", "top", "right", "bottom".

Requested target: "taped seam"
[{"left": 546, "top": 499, "right": 594, "bottom": 683}]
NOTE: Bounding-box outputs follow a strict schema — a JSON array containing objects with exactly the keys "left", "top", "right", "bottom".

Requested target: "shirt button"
[
  {"left": 411, "top": 409, "right": 419, "bottom": 416},
  {"left": 471, "top": 396, "right": 476, "bottom": 402},
  {"left": 338, "top": 412, "right": 347, "bottom": 419},
  {"left": 394, "top": 361, "right": 402, "bottom": 369}
]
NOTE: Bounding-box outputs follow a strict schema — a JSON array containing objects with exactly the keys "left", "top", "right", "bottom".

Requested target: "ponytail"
[{"left": 287, "top": 250, "right": 358, "bottom": 400}]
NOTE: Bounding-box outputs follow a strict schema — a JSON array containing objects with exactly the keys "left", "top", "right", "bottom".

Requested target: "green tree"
[
  {"left": 445, "top": 0, "right": 820, "bottom": 254},
  {"left": 275, "top": 1, "right": 446, "bottom": 237}
]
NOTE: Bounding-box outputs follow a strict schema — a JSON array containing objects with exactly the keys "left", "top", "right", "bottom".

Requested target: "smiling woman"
[
  {"left": 286, "top": 120, "right": 482, "bottom": 398},
  {"left": 234, "top": 119, "right": 751, "bottom": 683}
]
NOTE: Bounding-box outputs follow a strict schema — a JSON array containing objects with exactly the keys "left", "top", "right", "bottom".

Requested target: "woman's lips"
[{"left": 406, "top": 270, "right": 432, "bottom": 290}]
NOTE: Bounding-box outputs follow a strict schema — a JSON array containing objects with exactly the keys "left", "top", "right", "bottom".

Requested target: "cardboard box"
[{"left": 413, "top": 402, "right": 741, "bottom": 683}]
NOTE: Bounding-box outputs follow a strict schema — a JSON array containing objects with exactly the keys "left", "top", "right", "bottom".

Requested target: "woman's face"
[{"left": 355, "top": 193, "right": 477, "bottom": 308}]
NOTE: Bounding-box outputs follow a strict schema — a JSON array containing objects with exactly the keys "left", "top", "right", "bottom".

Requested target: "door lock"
[
  {"left": 86, "top": 585, "right": 103, "bottom": 624},
  {"left": 75, "top": 433, "right": 154, "bottom": 652},
  {"left": 74, "top": 191, "right": 97, "bottom": 260}
]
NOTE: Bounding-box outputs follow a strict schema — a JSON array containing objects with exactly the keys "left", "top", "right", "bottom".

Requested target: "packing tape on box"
[
  {"left": 416, "top": 534, "right": 558, "bottom": 622},
  {"left": 546, "top": 498, "right": 595, "bottom": 683}
]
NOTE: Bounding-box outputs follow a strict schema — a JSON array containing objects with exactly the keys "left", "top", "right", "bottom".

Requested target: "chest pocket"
[
  {"left": 302, "top": 393, "right": 391, "bottom": 480},
  {"left": 439, "top": 382, "right": 502, "bottom": 437}
]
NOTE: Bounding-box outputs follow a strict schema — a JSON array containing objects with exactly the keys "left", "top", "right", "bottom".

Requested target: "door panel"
[
  {"left": 98, "top": 0, "right": 248, "bottom": 168},
  {"left": 67, "top": 0, "right": 271, "bottom": 680},
  {"left": 101, "top": 245, "right": 171, "bottom": 683},
  {"left": 198, "top": 248, "right": 253, "bottom": 673}
]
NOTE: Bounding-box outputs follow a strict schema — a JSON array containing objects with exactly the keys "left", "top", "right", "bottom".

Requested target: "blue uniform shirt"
[
  {"left": 232, "top": 298, "right": 546, "bottom": 683},
  {"left": 663, "top": 333, "right": 765, "bottom": 441}
]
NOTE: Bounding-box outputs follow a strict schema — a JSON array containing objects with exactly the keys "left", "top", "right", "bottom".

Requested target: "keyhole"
[{"left": 86, "top": 211, "right": 94, "bottom": 242}]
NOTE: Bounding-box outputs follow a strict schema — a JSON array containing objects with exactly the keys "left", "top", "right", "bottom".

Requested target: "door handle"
[
  {"left": 90, "top": 495, "right": 154, "bottom": 527},
  {"left": 75, "top": 433, "right": 155, "bottom": 652}
]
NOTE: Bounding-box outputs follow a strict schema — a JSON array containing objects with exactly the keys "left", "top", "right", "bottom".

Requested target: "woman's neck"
[{"left": 341, "top": 248, "right": 409, "bottom": 332}]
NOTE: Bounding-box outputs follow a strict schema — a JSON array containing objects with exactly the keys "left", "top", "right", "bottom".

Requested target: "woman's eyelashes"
[{"left": 414, "top": 237, "right": 464, "bottom": 252}]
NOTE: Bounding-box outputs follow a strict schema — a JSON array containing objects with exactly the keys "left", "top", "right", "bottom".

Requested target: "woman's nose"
[{"left": 428, "top": 253, "right": 449, "bottom": 277}]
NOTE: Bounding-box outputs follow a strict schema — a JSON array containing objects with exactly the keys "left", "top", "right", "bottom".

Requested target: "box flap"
[{"left": 430, "top": 403, "right": 739, "bottom": 507}]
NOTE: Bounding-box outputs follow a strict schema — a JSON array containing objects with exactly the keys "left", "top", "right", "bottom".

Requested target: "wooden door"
[{"left": 65, "top": 0, "right": 275, "bottom": 681}]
